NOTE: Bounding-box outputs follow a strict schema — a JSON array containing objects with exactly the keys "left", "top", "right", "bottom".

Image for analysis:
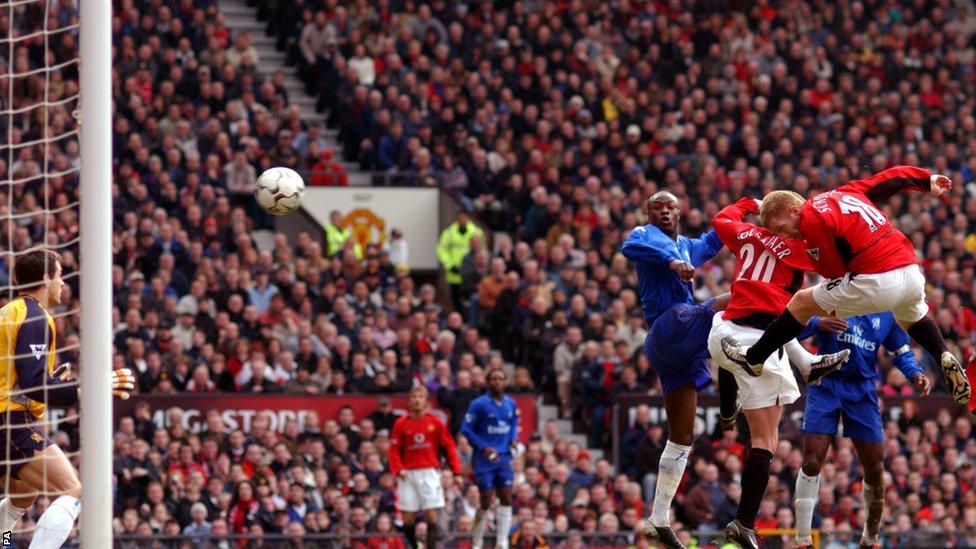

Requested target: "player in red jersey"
[
  {"left": 707, "top": 197, "right": 851, "bottom": 549},
  {"left": 721, "top": 167, "right": 971, "bottom": 406},
  {"left": 389, "top": 385, "right": 462, "bottom": 549}
]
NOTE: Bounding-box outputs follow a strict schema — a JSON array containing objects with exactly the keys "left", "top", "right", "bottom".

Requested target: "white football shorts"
[
  {"left": 811, "top": 264, "right": 927, "bottom": 324},
  {"left": 397, "top": 467, "right": 445, "bottom": 512},
  {"left": 708, "top": 313, "right": 801, "bottom": 410}
]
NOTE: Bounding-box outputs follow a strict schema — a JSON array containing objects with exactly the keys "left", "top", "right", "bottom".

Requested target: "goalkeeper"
[{"left": 0, "top": 250, "right": 134, "bottom": 547}]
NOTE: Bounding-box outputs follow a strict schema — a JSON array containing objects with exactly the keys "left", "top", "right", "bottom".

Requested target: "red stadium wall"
[{"left": 114, "top": 394, "right": 538, "bottom": 443}]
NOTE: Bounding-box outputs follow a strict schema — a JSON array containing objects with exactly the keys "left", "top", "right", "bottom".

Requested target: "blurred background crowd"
[{"left": 2, "top": 0, "right": 976, "bottom": 546}]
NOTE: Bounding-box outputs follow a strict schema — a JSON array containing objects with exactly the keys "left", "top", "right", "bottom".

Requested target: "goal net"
[{"left": 1, "top": 0, "right": 112, "bottom": 545}]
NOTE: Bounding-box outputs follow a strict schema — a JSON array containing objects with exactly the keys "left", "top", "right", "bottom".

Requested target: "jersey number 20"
[
  {"left": 838, "top": 195, "right": 886, "bottom": 233},
  {"left": 737, "top": 243, "right": 775, "bottom": 283}
]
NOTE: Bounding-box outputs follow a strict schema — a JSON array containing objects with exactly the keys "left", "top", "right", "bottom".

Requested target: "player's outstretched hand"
[
  {"left": 913, "top": 373, "right": 931, "bottom": 396},
  {"left": 930, "top": 174, "right": 952, "bottom": 197},
  {"left": 669, "top": 260, "right": 696, "bottom": 282},
  {"left": 817, "top": 316, "right": 849, "bottom": 334},
  {"left": 112, "top": 368, "right": 136, "bottom": 400}
]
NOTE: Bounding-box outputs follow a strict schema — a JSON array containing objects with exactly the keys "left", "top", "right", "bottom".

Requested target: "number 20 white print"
[
  {"left": 737, "top": 243, "right": 775, "bottom": 283},
  {"left": 838, "top": 195, "right": 886, "bottom": 232}
]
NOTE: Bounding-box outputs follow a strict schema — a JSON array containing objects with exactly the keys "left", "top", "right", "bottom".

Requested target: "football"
[{"left": 255, "top": 167, "right": 305, "bottom": 215}]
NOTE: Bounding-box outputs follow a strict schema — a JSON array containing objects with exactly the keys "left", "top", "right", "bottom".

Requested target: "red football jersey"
[
  {"left": 799, "top": 166, "right": 929, "bottom": 279},
  {"left": 713, "top": 198, "right": 816, "bottom": 320},
  {"left": 389, "top": 412, "right": 462, "bottom": 475}
]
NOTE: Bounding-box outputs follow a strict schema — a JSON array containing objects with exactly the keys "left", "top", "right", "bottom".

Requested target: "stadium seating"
[{"left": 6, "top": 0, "right": 976, "bottom": 545}]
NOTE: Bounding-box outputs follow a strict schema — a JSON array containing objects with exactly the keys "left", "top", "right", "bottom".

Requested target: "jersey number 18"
[{"left": 838, "top": 195, "right": 886, "bottom": 233}]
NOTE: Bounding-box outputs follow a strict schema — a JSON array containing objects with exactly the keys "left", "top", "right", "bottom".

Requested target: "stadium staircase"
[
  {"left": 535, "top": 397, "right": 606, "bottom": 464},
  {"left": 218, "top": 0, "right": 372, "bottom": 186}
]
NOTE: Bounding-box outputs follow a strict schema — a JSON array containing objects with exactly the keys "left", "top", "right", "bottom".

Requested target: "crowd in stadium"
[{"left": 2, "top": 0, "right": 976, "bottom": 546}]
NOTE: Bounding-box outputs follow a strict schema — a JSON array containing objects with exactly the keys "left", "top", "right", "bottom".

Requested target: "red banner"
[{"left": 114, "top": 394, "right": 537, "bottom": 443}]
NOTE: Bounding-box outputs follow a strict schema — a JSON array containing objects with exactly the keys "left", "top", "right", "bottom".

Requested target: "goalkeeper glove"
[{"left": 112, "top": 368, "right": 136, "bottom": 400}]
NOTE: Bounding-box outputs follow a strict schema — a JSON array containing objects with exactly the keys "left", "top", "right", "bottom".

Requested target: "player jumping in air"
[
  {"left": 707, "top": 198, "right": 850, "bottom": 549},
  {"left": 722, "top": 167, "right": 971, "bottom": 406},
  {"left": 793, "top": 312, "right": 929, "bottom": 549},
  {"left": 389, "top": 385, "right": 462, "bottom": 549},
  {"left": 0, "top": 249, "right": 135, "bottom": 548},
  {"left": 620, "top": 190, "right": 737, "bottom": 549},
  {"left": 462, "top": 368, "right": 520, "bottom": 549}
]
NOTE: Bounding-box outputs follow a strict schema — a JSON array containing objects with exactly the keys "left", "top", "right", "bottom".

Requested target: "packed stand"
[
  {"left": 118, "top": 0, "right": 660, "bottom": 544},
  {"left": 1, "top": 0, "right": 976, "bottom": 545},
  {"left": 264, "top": 0, "right": 976, "bottom": 386},
  {"left": 252, "top": 0, "right": 976, "bottom": 542}
]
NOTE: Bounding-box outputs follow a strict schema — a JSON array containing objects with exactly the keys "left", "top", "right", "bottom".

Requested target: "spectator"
[
  {"left": 182, "top": 502, "right": 212, "bottom": 543},
  {"left": 436, "top": 211, "right": 485, "bottom": 311},
  {"left": 383, "top": 228, "right": 408, "bottom": 267}
]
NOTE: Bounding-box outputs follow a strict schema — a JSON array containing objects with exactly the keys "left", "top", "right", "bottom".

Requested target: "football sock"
[
  {"left": 784, "top": 339, "right": 816, "bottom": 378},
  {"left": 28, "top": 495, "right": 80, "bottom": 549},
  {"left": 907, "top": 317, "right": 948, "bottom": 359},
  {"left": 649, "top": 440, "right": 691, "bottom": 526},
  {"left": 496, "top": 505, "right": 512, "bottom": 549},
  {"left": 426, "top": 521, "right": 439, "bottom": 549},
  {"left": 794, "top": 470, "right": 820, "bottom": 543},
  {"left": 472, "top": 509, "right": 487, "bottom": 548},
  {"left": 403, "top": 522, "right": 417, "bottom": 548},
  {"left": 745, "top": 309, "right": 805, "bottom": 365},
  {"left": 861, "top": 482, "right": 885, "bottom": 542},
  {"left": 0, "top": 498, "right": 27, "bottom": 534},
  {"left": 718, "top": 368, "right": 739, "bottom": 421},
  {"left": 735, "top": 448, "right": 773, "bottom": 529}
]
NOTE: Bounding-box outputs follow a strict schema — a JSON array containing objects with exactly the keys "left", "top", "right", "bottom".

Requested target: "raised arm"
[
  {"left": 620, "top": 225, "right": 682, "bottom": 266},
  {"left": 842, "top": 166, "right": 932, "bottom": 204},
  {"left": 712, "top": 197, "right": 760, "bottom": 246},
  {"left": 685, "top": 230, "right": 724, "bottom": 267}
]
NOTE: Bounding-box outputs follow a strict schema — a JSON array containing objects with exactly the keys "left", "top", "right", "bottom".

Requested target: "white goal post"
[{"left": 78, "top": 0, "right": 113, "bottom": 545}]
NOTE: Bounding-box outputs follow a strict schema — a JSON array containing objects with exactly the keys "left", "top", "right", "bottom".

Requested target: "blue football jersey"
[
  {"left": 620, "top": 225, "right": 723, "bottom": 325},
  {"left": 802, "top": 312, "right": 923, "bottom": 381},
  {"left": 461, "top": 394, "right": 520, "bottom": 457}
]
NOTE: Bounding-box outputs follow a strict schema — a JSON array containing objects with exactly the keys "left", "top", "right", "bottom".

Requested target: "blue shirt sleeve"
[
  {"left": 508, "top": 400, "right": 520, "bottom": 447},
  {"left": 684, "top": 230, "right": 724, "bottom": 267},
  {"left": 460, "top": 400, "right": 490, "bottom": 451},
  {"left": 621, "top": 225, "right": 681, "bottom": 266},
  {"left": 882, "top": 322, "right": 923, "bottom": 380}
]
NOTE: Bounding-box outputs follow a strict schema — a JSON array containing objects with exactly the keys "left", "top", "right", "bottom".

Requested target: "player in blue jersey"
[
  {"left": 793, "top": 312, "right": 930, "bottom": 549},
  {"left": 462, "top": 368, "right": 520, "bottom": 549},
  {"left": 621, "top": 191, "right": 734, "bottom": 549}
]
